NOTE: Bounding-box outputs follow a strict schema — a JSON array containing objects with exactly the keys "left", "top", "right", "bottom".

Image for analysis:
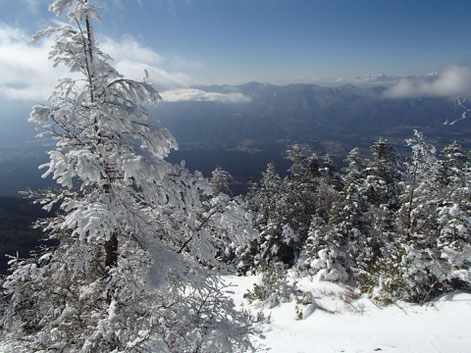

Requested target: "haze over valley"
[{"left": 1, "top": 81, "right": 470, "bottom": 195}]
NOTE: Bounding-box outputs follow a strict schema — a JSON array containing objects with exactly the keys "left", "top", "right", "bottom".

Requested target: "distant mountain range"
[
  {"left": 158, "top": 82, "right": 470, "bottom": 152},
  {"left": 2, "top": 82, "right": 471, "bottom": 196}
]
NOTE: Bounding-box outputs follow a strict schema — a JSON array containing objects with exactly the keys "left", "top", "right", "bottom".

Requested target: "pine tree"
[
  {"left": 284, "top": 145, "right": 320, "bottom": 245},
  {"left": 242, "top": 162, "right": 296, "bottom": 269},
  {"left": 210, "top": 166, "right": 233, "bottom": 197},
  {"left": 333, "top": 148, "right": 371, "bottom": 283},
  {"left": 1, "top": 1, "right": 253, "bottom": 351},
  {"left": 341, "top": 147, "right": 368, "bottom": 246},
  {"left": 300, "top": 214, "right": 349, "bottom": 282},
  {"left": 436, "top": 142, "right": 471, "bottom": 288},
  {"left": 298, "top": 153, "right": 349, "bottom": 282},
  {"left": 362, "top": 139, "right": 402, "bottom": 266},
  {"left": 398, "top": 130, "right": 441, "bottom": 242},
  {"left": 372, "top": 132, "right": 471, "bottom": 302}
]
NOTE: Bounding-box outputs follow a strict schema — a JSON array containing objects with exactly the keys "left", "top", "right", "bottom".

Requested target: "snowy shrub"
[
  {"left": 298, "top": 216, "right": 349, "bottom": 283},
  {"left": 243, "top": 262, "right": 298, "bottom": 308}
]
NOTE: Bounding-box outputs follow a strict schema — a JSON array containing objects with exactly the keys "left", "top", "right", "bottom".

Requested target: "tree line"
[{"left": 237, "top": 131, "right": 471, "bottom": 303}]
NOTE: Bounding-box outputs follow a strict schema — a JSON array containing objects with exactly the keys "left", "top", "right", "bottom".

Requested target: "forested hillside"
[
  {"left": 0, "top": 197, "right": 52, "bottom": 275},
  {"left": 237, "top": 131, "right": 471, "bottom": 303},
  {"left": 157, "top": 82, "right": 471, "bottom": 150}
]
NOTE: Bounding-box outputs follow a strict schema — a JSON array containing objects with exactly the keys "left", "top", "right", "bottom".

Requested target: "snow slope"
[
  {"left": 2, "top": 274, "right": 470, "bottom": 352},
  {"left": 225, "top": 274, "right": 471, "bottom": 353}
]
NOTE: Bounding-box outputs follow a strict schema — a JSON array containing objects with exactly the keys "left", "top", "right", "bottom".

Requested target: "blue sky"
[
  {"left": 2, "top": 0, "right": 471, "bottom": 88},
  {"left": 93, "top": 0, "right": 471, "bottom": 82}
]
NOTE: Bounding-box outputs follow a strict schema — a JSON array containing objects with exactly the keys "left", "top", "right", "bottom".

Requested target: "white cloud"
[
  {"left": 303, "top": 73, "right": 438, "bottom": 88},
  {"left": 0, "top": 24, "right": 60, "bottom": 101},
  {"left": 99, "top": 36, "right": 194, "bottom": 90},
  {"left": 341, "top": 73, "right": 428, "bottom": 86},
  {"left": 0, "top": 23, "right": 195, "bottom": 101},
  {"left": 114, "top": 59, "right": 193, "bottom": 90},
  {"left": 100, "top": 35, "right": 164, "bottom": 66},
  {"left": 161, "top": 88, "right": 251, "bottom": 103},
  {"left": 385, "top": 66, "right": 471, "bottom": 98}
]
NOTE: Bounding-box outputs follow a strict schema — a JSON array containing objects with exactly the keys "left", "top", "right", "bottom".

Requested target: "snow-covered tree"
[
  {"left": 284, "top": 145, "right": 321, "bottom": 245},
  {"left": 360, "top": 139, "right": 402, "bottom": 270},
  {"left": 210, "top": 166, "right": 233, "bottom": 197},
  {"left": 397, "top": 130, "right": 441, "bottom": 242},
  {"left": 300, "top": 214, "right": 349, "bottom": 282},
  {"left": 371, "top": 132, "right": 471, "bottom": 302},
  {"left": 436, "top": 142, "right": 471, "bottom": 288},
  {"left": 1, "top": 1, "right": 253, "bottom": 352},
  {"left": 362, "top": 133, "right": 434, "bottom": 301},
  {"left": 339, "top": 148, "right": 370, "bottom": 278},
  {"left": 300, "top": 140, "right": 402, "bottom": 286},
  {"left": 241, "top": 162, "right": 297, "bottom": 270},
  {"left": 203, "top": 168, "right": 259, "bottom": 267},
  {"left": 299, "top": 148, "right": 369, "bottom": 283}
]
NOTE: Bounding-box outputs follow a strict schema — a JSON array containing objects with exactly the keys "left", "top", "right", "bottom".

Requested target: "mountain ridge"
[{"left": 157, "top": 81, "right": 468, "bottom": 150}]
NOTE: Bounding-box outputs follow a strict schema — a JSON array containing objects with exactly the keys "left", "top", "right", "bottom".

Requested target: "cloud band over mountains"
[
  {"left": 160, "top": 88, "right": 251, "bottom": 103},
  {"left": 384, "top": 66, "right": 471, "bottom": 98}
]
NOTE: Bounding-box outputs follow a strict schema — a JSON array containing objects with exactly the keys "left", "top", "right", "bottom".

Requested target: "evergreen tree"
[
  {"left": 305, "top": 140, "right": 402, "bottom": 286},
  {"left": 341, "top": 147, "right": 369, "bottom": 246},
  {"left": 372, "top": 132, "right": 471, "bottom": 302},
  {"left": 436, "top": 142, "right": 471, "bottom": 288},
  {"left": 300, "top": 214, "right": 349, "bottom": 282},
  {"left": 284, "top": 145, "right": 321, "bottom": 244},
  {"left": 1, "top": 1, "right": 253, "bottom": 351},
  {"left": 361, "top": 139, "right": 402, "bottom": 270},
  {"left": 298, "top": 153, "right": 349, "bottom": 282},
  {"left": 205, "top": 168, "right": 258, "bottom": 267},
  {"left": 210, "top": 166, "right": 233, "bottom": 197},
  {"left": 242, "top": 162, "right": 296, "bottom": 269},
  {"left": 398, "top": 130, "right": 441, "bottom": 243},
  {"left": 336, "top": 148, "right": 372, "bottom": 283}
]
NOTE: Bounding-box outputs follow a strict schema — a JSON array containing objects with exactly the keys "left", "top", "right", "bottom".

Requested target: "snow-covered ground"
[
  {"left": 2, "top": 273, "right": 470, "bottom": 353},
  {"left": 225, "top": 274, "right": 471, "bottom": 353}
]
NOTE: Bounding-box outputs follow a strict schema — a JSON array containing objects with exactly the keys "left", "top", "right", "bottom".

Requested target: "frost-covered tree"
[
  {"left": 329, "top": 148, "right": 370, "bottom": 282},
  {"left": 203, "top": 168, "right": 259, "bottom": 267},
  {"left": 301, "top": 140, "right": 402, "bottom": 286},
  {"left": 284, "top": 145, "right": 321, "bottom": 244},
  {"left": 210, "top": 166, "right": 233, "bottom": 197},
  {"left": 369, "top": 132, "right": 443, "bottom": 302},
  {"left": 1, "top": 1, "right": 253, "bottom": 352},
  {"left": 371, "top": 132, "right": 471, "bottom": 302},
  {"left": 245, "top": 147, "right": 341, "bottom": 275},
  {"left": 241, "top": 162, "right": 297, "bottom": 270},
  {"left": 436, "top": 142, "right": 471, "bottom": 288},
  {"left": 300, "top": 215, "right": 349, "bottom": 282},
  {"left": 359, "top": 139, "right": 402, "bottom": 271},
  {"left": 296, "top": 150, "right": 356, "bottom": 282},
  {"left": 300, "top": 149, "right": 367, "bottom": 283},
  {"left": 397, "top": 130, "right": 441, "bottom": 242},
  {"left": 340, "top": 148, "right": 370, "bottom": 275}
]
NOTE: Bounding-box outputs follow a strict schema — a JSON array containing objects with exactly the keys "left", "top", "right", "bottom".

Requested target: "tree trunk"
[{"left": 105, "top": 233, "right": 118, "bottom": 268}]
